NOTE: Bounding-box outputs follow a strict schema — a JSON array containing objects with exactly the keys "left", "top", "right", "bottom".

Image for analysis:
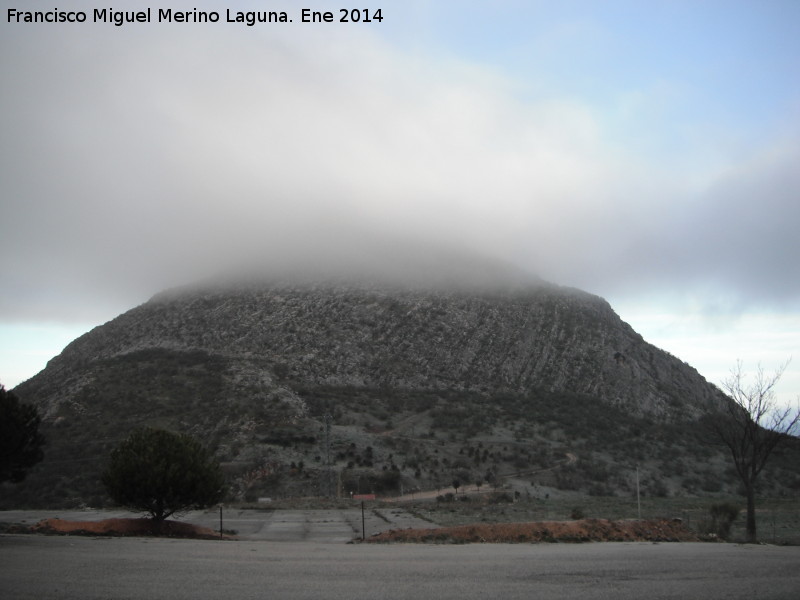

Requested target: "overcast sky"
[{"left": 1, "top": 1, "right": 798, "bottom": 406}]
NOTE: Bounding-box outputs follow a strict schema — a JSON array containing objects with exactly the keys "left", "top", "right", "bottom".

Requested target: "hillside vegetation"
[{"left": 6, "top": 279, "right": 799, "bottom": 509}]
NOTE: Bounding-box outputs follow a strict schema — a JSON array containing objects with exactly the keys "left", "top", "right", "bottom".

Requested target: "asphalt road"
[{"left": 1, "top": 535, "right": 799, "bottom": 600}]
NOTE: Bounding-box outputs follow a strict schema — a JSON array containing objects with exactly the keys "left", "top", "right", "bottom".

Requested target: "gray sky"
[{"left": 1, "top": 1, "right": 798, "bottom": 404}]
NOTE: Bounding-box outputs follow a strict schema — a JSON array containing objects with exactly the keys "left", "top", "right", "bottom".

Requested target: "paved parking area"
[{"left": 0, "top": 507, "right": 436, "bottom": 542}]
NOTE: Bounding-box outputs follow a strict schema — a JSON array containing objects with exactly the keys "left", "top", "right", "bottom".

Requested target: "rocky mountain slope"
[
  {"left": 23, "top": 279, "right": 723, "bottom": 420},
  {"left": 8, "top": 275, "right": 796, "bottom": 508}
]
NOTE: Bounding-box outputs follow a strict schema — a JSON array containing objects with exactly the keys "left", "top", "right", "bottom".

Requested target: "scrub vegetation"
[{"left": 4, "top": 284, "right": 798, "bottom": 547}]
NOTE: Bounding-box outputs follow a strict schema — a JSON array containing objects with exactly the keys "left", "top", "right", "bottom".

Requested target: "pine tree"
[{"left": 102, "top": 427, "right": 224, "bottom": 521}]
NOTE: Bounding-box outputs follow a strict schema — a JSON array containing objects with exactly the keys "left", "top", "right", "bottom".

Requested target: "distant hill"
[{"left": 7, "top": 274, "right": 799, "bottom": 507}]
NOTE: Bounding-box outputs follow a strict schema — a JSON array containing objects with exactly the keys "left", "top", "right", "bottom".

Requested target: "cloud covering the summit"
[{"left": 1, "top": 0, "right": 799, "bottom": 400}]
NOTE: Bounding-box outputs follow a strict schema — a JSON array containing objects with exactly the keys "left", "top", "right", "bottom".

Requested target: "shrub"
[
  {"left": 699, "top": 502, "right": 740, "bottom": 540},
  {"left": 570, "top": 507, "right": 585, "bottom": 520},
  {"left": 490, "top": 492, "right": 514, "bottom": 504},
  {"left": 700, "top": 474, "right": 723, "bottom": 493}
]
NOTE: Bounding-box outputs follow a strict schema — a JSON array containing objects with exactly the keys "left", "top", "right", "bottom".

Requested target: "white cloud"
[
  {"left": 2, "top": 20, "right": 643, "bottom": 321},
  {"left": 616, "top": 308, "right": 800, "bottom": 411},
  {"left": 1, "top": 4, "right": 798, "bottom": 402}
]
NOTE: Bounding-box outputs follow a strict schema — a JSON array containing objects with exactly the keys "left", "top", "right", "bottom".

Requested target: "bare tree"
[{"left": 707, "top": 360, "right": 799, "bottom": 543}]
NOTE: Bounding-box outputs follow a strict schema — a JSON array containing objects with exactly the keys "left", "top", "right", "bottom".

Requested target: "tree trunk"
[{"left": 745, "top": 484, "right": 757, "bottom": 543}]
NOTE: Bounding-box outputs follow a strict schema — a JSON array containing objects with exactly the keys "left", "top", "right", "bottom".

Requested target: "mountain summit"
[{"left": 24, "top": 277, "right": 722, "bottom": 420}]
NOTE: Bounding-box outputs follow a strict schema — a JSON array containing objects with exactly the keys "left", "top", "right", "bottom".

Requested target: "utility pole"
[
  {"left": 323, "top": 413, "right": 334, "bottom": 497},
  {"left": 636, "top": 465, "right": 641, "bottom": 520}
]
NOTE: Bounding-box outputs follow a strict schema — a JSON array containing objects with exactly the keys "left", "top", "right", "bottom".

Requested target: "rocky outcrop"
[{"left": 18, "top": 278, "right": 724, "bottom": 422}]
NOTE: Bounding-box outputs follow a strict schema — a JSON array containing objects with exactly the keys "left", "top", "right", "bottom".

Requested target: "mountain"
[
  {"left": 7, "top": 273, "right": 798, "bottom": 508},
  {"left": 25, "top": 278, "right": 723, "bottom": 419}
]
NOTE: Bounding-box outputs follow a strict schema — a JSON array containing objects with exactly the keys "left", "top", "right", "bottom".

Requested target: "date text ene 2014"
[{"left": 302, "top": 9, "right": 384, "bottom": 23}]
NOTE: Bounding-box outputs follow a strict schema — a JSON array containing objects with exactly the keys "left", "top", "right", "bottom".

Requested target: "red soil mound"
[
  {"left": 29, "top": 518, "right": 228, "bottom": 540},
  {"left": 368, "top": 518, "right": 699, "bottom": 544}
]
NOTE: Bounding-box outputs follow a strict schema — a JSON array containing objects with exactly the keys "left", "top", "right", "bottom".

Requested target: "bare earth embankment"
[
  {"left": 4, "top": 515, "right": 697, "bottom": 544},
  {"left": 3, "top": 517, "right": 228, "bottom": 540},
  {"left": 368, "top": 518, "right": 698, "bottom": 543}
]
